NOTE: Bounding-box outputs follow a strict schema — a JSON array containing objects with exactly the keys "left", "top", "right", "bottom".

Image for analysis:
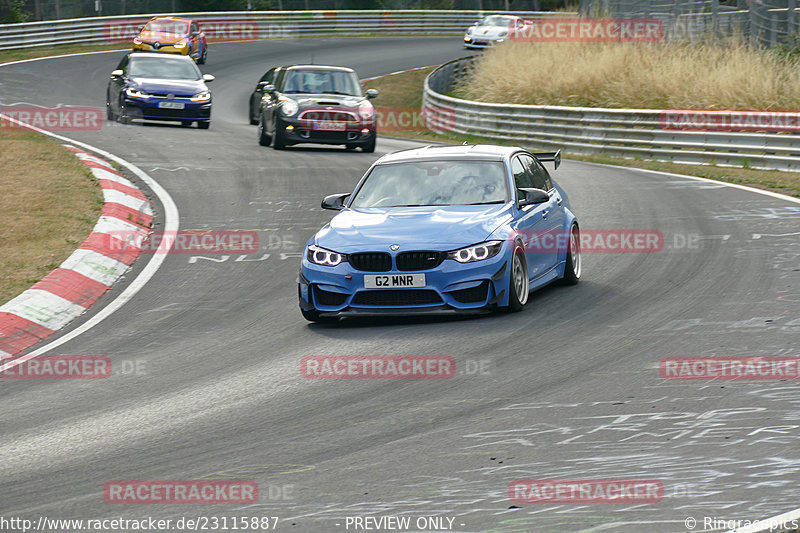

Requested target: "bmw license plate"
[
  {"left": 313, "top": 122, "right": 346, "bottom": 131},
  {"left": 158, "top": 101, "right": 185, "bottom": 109},
  {"left": 364, "top": 274, "right": 426, "bottom": 289}
]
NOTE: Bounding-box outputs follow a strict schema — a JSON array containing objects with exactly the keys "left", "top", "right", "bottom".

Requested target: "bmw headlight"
[
  {"left": 191, "top": 91, "right": 211, "bottom": 102},
  {"left": 358, "top": 100, "right": 374, "bottom": 120},
  {"left": 307, "top": 245, "right": 346, "bottom": 267},
  {"left": 281, "top": 99, "right": 299, "bottom": 116},
  {"left": 125, "top": 88, "right": 150, "bottom": 99},
  {"left": 447, "top": 241, "right": 503, "bottom": 263}
]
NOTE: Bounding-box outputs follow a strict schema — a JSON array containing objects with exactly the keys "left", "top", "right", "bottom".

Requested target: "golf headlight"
[
  {"left": 358, "top": 100, "right": 374, "bottom": 120},
  {"left": 125, "top": 88, "right": 149, "bottom": 99},
  {"left": 447, "top": 241, "right": 503, "bottom": 263},
  {"left": 174, "top": 41, "right": 187, "bottom": 48},
  {"left": 307, "top": 245, "right": 345, "bottom": 267},
  {"left": 281, "top": 99, "right": 298, "bottom": 116},
  {"left": 191, "top": 91, "right": 211, "bottom": 102}
]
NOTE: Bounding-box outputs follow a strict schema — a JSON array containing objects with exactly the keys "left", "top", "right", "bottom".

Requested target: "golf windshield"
[
  {"left": 128, "top": 57, "right": 201, "bottom": 80},
  {"left": 350, "top": 161, "right": 510, "bottom": 207}
]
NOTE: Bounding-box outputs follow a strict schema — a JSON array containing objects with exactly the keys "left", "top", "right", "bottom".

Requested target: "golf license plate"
[
  {"left": 364, "top": 274, "right": 426, "bottom": 289},
  {"left": 313, "top": 121, "right": 346, "bottom": 131},
  {"left": 158, "top": 101, "right": 185, "bottom": 109}
]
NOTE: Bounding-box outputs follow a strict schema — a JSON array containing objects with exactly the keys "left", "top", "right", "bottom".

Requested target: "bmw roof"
[{"left": 376, "top": 144, "right": 522, "bottom": 164}]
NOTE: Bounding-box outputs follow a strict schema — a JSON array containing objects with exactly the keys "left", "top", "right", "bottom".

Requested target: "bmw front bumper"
[{"left": 298, "top": 245, "right": 513, "bottom": 316}]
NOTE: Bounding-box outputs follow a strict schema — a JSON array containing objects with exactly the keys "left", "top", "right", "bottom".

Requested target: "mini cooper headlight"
[
  {"left": 125, "top": 88, "right": 150, "bottom": 99},
  {"left": 307, "top": 245, "right": 346, "bottom": 267},
  {"left": 358, "top": 100, "right": 374, "bottom": 120},
  {"left": 281, "top": 99, "right": 299, "bottom": 116},
  {"left": 447, "top": 241, "right": 503, "bottom": 263},
  {"left": 191, "top": 91, "right": 211, "bottom": 102}
]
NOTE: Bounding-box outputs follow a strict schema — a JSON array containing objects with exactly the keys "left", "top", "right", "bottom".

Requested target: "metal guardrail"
[
  {"left": 422, "top": 57, "right": 800, "bottom": 172},
  {"left": 0, "top": 10, "right": 573, "bottom": 51}
]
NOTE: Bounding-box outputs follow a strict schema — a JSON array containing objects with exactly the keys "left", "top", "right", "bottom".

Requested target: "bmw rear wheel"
[
  {"left": 561, "top": 223, "right": 581, "bottom": 285},
  {"left": 197, "top": 45, "right": 207, "bottom": 64},
  {"left": 508, "top": 243, "right": 529, "bottom": 311}
]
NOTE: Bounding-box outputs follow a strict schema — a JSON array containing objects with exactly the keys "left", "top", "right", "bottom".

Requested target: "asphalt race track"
[{"left": 1, "top": 37, "right": 799, "bottom": 533}]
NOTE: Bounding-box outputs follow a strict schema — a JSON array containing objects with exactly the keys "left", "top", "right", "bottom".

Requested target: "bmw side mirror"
[
  {"left": 366, "top": 88, "right": 379, "bottom": 99},
  {"left": 518, "top": 188, "right": 549, "bottom": 207},
  {"left": 110, "top": 69, "right": 123, "bottom": 78},
  {"left": 321, "top": 193, "right": 350, "bottom": 211},
  {"left": 202, "top": 74, "right": 215, "bottom": 83}
]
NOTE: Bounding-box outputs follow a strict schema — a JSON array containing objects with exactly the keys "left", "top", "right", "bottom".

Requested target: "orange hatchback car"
[{"left": 132, "top": 17, "right": 208, "bottom": 64}]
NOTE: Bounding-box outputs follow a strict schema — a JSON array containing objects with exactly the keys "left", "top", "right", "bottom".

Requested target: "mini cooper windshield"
[
  {"left": 281, "top": 68, "right": 362, "bottom": 96},
  {"left": 350, "top": 161, "right": 510, "bottom": 208},
  {"left": 128, "top": 56, "right": 201, "bottom": 80}
]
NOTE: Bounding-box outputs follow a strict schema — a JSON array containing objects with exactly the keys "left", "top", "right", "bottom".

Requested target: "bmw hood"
[
  {"left": 314, "top": 204, "right": 514, "bottom": 253},
  {"left": 129, "top": 77, "right": 207, "bottom": 96}
]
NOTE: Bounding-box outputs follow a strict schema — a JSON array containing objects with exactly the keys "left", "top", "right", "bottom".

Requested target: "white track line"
[{"left": 0, "top": 113, "right": 179, "bottom": 368}]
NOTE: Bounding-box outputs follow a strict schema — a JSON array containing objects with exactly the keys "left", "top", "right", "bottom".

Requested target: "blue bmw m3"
[{"left": 298, "top": 144, "right": 581, "bottom": 322}]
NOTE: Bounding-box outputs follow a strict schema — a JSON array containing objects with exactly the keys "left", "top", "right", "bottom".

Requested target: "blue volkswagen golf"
[{"left": 298, "top": 144, "right": 581, "bottom": 322}]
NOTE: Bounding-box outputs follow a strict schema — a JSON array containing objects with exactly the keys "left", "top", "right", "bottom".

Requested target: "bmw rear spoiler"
[{"left": 533, "top": 149, "right": 561, "bottom": 170}]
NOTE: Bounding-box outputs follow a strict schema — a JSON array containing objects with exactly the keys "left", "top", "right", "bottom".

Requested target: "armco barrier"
[
  {"left": 422, "top": 57, "right": 800, "bottom": 172},
  {"left": 0, "top": 10, "right": 572, "bottom": 51}
]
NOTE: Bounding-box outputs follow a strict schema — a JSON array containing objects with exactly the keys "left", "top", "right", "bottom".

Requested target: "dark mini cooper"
[
  {"left": 106, "top": 52, "right": 214, "bottom": 128},
  {"left": 250, "top": 65, "right": 378, "bottom": 152}
]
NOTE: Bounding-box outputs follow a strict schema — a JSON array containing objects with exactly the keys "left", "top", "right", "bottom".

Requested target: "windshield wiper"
[{"left": 467, "top": 200, "right": 505, "bottom": 205}]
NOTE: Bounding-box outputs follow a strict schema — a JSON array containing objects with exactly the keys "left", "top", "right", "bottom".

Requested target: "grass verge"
[
  {"left": 364, "top": 67, "right": 800, "bottom": 198},
  {"left": 0, "top": 128, "right": 104, "bottom": 305}
]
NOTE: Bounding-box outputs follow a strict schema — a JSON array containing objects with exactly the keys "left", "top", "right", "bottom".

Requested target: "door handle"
[
  {"left": 542, "top": 210, "right": 550, "bottom": 218},
  {"left": 557, "top": 197, "right": 563, "bottom": 206}
]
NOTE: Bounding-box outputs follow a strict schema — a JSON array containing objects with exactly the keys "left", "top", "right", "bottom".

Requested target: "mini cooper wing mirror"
[
  {"left": 263, "top": 83, "right": 276, "bottom": 94},
  {"left": 517, "top": 188, "right": 549, "bottom": 207},
  {"left": 321, "top": 193, "right": 350, "bottom": 211},
  {"left": 202, "top": 74, "right": 215, "bottom": 83},
  {"left": 366, "top": 88, "right": 379, "bottom": 99},
  {"left": 110, "top": 69, "right": 123, "bottom": 78}
]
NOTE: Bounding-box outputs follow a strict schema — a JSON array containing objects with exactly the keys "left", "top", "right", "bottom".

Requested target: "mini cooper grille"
[
  {"left": 299, "top": 111, "right": 358, "bottom": 123},
  {"left": 449, "top": 281, "right": 490, "bottom": 304},
  {"left": 352, "top": 290, "right": 442, "bottom": 307},
  {"left": 396, "top": 251, "right": 445, "bottom": 271},
  {"left": 348, "top": 253, "right": 392, "bottom": 272},
  {"left": 314, "top": 287, "right": 348, "bottom": 307}
]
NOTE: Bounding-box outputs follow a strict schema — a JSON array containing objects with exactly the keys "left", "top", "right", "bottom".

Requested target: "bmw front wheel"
[
  {"left": 561, "top": 223, "right": 581, "bottom": 285},
  {"left": 508, "top": 242, "right": 529, "bottom": 312}
]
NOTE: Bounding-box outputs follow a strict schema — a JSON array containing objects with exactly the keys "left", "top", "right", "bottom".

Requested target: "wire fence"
[{"left": 578, "top": 0, "right": 800, "bottom": 47}]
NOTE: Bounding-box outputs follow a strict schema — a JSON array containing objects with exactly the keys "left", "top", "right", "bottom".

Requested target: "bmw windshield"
[{"left": 350, "top": 160, "right": 510, "bottom": 208}]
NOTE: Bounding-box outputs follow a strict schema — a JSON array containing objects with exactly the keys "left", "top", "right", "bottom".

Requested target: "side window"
[
  {"left": 512, "top": 156, "right": 534, "bottom": 190},
  {"left": 528, "top": 158, "right": 553, "bottom": 191},
  {"left": 260, "top": 68, "right": 275, "bottom": 83},
  {"left": 274, "top": 69, "right": 286, "bottom": 90}
]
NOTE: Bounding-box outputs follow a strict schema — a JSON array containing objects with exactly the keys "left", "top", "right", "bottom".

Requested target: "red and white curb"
[{"left": 0, "top": 146, "right": 152, "bottom": 356}]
